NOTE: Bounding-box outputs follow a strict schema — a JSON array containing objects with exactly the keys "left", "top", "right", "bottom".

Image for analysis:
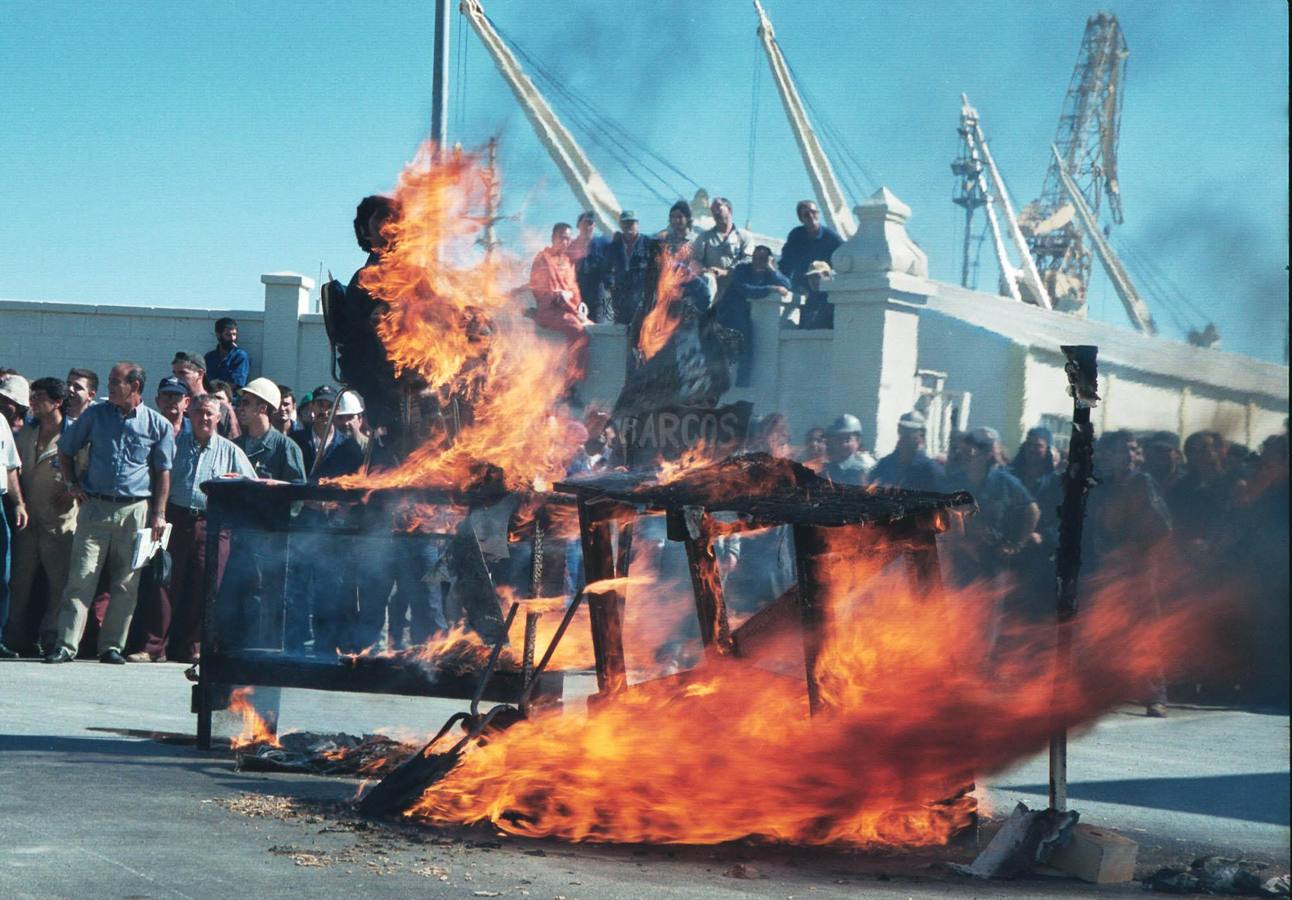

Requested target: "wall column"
[
  {"left": 824, "top": 188, "right": 933, "bottom": 458},
  {"left": 260, "top": 272, "right": 314, "bottom": 388},
  {"left": 749, "top": 293, "right": 786, "bottom": 414}
]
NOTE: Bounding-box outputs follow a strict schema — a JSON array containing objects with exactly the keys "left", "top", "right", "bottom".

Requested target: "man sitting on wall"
[{"left": 204, "top": 317, "right": 249, "bottom": 389}]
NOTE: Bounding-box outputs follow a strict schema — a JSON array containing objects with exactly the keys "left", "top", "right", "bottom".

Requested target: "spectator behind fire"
[
  {"left": 690, "top": 196, "right": 751, "bottom": 306},
  {"left": 152, "top": 376, "right": 191, "bottom": 438},
  {"left": 293, "top": 385, "right": 366, "bottom": 480},
  {"left": 273, "top": 385, "right": 302, "bottom": 437},
  {"left": 529, "top": 222, "right": 590, "bottom": 388},
  {"left": 1141, "top": 431, "right": 1184, "bottom": 493},
  {"left": 46, "top": 362, "right": 175, "bottom": 665},
  {"left": 607, "top": 210, "right": 651, "bottom": 324},
  {"left": 204, "top": 316, "right": 249, "bottom": 389},
  {"left": 746, "top": 413, "right": 792, "bottom": 459},
  {"left": 869, "top": 411, "right": 946, "bottom": 492},
  {"left": 942, "top": 426, "right": 1040, "bottom": 588},
  {"left": 820, "top": 414, "right": 871, "bottom": 486},
  {"left": 5, "top": 377, "right": 80, "bottom": 658},
  {"left": 171, "top": 352, "right": 206, "bottom": 398},
  {"left": 797, "top": 426, "right": 827, "bottom": 473},
  {"left": 779, "top": 200, "right": 843, "bottom": 330},
  {"left": 0, "top": 374, "right": 31, "bottom": 658},
  {"left": 64, "top": 368, "right": 99, "bottom": 423},
  {"left": 235, "top": 379, "right": 305, "bottom": 482},
  {"left": 570, "top": 211, "right": 612, "bottom": 324},
  {"left": 1009, "top": 425, "right": 1057, "bottom": 497},
  {"left": 205, "top": 379, "right": 241, "bottom": 440},
  {"left": 1167, "top": 430, "right": 1239, "bottom": 552},
  {"left": 656, "top": 199, "right": 698, "bottom": 254},
  {"left": 718, "top": 245, "right": 792, "bottom": 387}
]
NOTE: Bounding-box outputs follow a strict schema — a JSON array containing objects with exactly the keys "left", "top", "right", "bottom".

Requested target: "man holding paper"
[{"left": 45, "top": 362, "right": 175, "bottom": 665}]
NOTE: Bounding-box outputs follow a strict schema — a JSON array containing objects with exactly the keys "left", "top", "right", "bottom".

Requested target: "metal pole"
[
  {"left": 1049, "top": 344, "right": 1099, "bottom": 811},
  {"left": 430, "top": 0, "right": 451, "bottom": 150}
]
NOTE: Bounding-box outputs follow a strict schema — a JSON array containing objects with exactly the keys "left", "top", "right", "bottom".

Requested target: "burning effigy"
[{"left": 207, "top": 145, "right": 1237, "bottom": 854}]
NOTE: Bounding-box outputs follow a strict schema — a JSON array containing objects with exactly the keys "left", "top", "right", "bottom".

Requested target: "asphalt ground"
[{"left": 1, "top": 658, "right": 1288, "bottom": 899}]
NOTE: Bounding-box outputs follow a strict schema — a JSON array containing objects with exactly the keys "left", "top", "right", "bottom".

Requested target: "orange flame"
[
  {"left": 228, "top": 687, "right": 280, "bottom": 750},
  {"left": 331, "top": 144, "right": 579, "bottom": 492},
  {"left": 405, "top": 543, "right": 1233, "bottom": 848},
  {"left": 637, "top": 245, "right": 691, "bottom": 361}
]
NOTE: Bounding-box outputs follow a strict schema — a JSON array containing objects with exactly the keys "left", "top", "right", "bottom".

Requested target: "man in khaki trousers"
[{"left": 45, "top": 362, "right": 175, "bottom": 665}]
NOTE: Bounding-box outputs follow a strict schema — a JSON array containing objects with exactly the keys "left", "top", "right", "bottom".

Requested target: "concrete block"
[
  {"left": 4, "top": 311, "right": 44, "bottom": 334},
  {"left": 1048, "top": 823, "right": 1138, "bottom": 884}
]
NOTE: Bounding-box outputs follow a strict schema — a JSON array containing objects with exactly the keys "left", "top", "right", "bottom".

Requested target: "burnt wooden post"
[
  {"left": 195, "top": 506, "right": 224, "bottom": 750},
  {"left": 790, "top": 524, "right": 830, "bottom": 715},
  {"left": 677, "top": 507, "right": 734, "bottom": 657},
  {"left": 1049, "top": 345, "right": 1099, "bottom": 812},
  {"left": 577, "top": 496, "right": 629, "bottom": 696}
]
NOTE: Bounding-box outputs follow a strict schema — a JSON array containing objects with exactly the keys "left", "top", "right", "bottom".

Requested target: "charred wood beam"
[
  {"left": 577, "top": 496, "right": 630, "bottom": 696},
  {"left": 729, "top": 588, "right": 798, "bottom": 659},
  {"left": 677, "top": 507, "right": 734, "bottom": 657},
  {"left": 790, "top": 524, "right": 829, "bottom": 715}
]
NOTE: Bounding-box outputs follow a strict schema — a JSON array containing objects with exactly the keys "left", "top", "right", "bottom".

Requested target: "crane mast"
[
  {"left": 1021, "top": 12, "right": 1129, "bottom": 311},
  {"left": 954, "top": 95, "right": 1052, "bottom": 309},
  {"left": 459, "top": 0, "right": 623, "bottom": 234},
  {"left": 752, "top": 0, "right": 857, "bottom": 239},
  {"left": 1052, "top": 145, "right": 1156, "bottom": 334}
]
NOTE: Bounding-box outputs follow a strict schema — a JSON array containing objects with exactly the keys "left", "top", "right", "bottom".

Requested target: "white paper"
[{"left": 130, "top": 522, "right": 173, "bottom": 570}]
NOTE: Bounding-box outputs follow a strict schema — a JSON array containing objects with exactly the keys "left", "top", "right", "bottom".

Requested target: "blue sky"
[{"left": 1, "top": 1, "right": 1286, "bottom": 361}]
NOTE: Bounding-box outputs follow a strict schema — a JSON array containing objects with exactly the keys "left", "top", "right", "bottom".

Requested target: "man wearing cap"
[
  {"left": 821, "top": 414, "right": 872, "bottom": 486},
  {"left": 153, "top": 376, "right": 192, "bottom": 438},
  {"left": 869, "top": 411, "right": 946, "bottom": 492},
  {"left": 690, "top": 197, "right": 751, "bottom": 305},
  {"left": 943, "top": 426, "right": 1039, "bottom": 589},
  {"left": 607, "top": 210, "right": 651, "bottom": 324},
  {"left": 0, "top": 375, "right": 31, "bottom": 658},
  {"left": 780, "top": 200, "right": 843, "bottom": 329},
  {"left": 45, "top": 362, "right": 175, "bottom": 664},
  {"left": 143, "top": 394, "right": 256, "bottom": 664},
  {"left": 6, "top": 377, "right": 79, "bottom": 657},
  {"left": 204, "top": 316, "right": 250, "bottom": 389},
  {"left": 529, "top": 222, "right": 590, "bottom": 382},
  {"left": 235, "top": 379, "right": 305, "bottom": 483},
  {"left": 293, "top": 386, "right": 345, "bottom": 478}
]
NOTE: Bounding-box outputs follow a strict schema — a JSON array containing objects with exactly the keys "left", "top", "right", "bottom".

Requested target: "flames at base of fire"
[
  {"left": 403, "top": 552, "right": 1232, "bottom": 849},
  {"left": 228, "top": 687, "right": 281, "bottom": 750}
]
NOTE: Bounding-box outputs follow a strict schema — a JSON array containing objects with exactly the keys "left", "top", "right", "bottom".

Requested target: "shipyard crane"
[
  {"left": 1052, "top": 145, "right": 1157, "bottom": 334},
  {"left": 752, "top": 0, "right": 857, "bottom": 239},
  {"left": 952, "top": 95, "right": 1052, "bottom": 309},
  {"left": 459, "top": 0, "right": 623, "bottom": 234},
  {"left": 1020, "top": 12, "right": 1129, "bottom": 312}
]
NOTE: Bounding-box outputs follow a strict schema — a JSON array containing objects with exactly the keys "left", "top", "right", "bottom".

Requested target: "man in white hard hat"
[
  {"left": 821, "top": 414, "right": 871, "bottom": 486},
  {"left": 235, "top": 378, "right": 305, "bottom": 483},
  {"left": 868, "top": 410, "right": 946, "bottom": 492}
]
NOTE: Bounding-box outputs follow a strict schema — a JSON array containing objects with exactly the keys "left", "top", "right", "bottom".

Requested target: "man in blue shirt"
[
  {"left": 718, "top": 245, "right": 792, "bottom": 386},
  {"left": 869, "top": 411, "right": 946, "bottom": 492},
  {"left": 204, "top": 317, "right": 250, "bottom": 389},
  {"left": 46, "top": 362, "right": 175, "bottom": 664},
  {"left": 779, "top": 200, "right": 843, "bottom": 330}
]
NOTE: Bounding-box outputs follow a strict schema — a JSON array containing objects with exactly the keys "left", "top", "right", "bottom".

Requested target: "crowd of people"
[
  {"left": 528, "top": 197, "right": 842, "bottom": 386},
  {"left": 0, "top": 316, "right": 387, "bottom": 665}
]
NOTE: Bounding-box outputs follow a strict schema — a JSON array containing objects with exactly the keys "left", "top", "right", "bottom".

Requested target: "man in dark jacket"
[
  {"left": 779, "top": 200, "right": 843, "bottom": 329},
  {"left": 869, "top": 411, "right": 946, "bottom": 491},
  {"left": 718, "top": 246, "right": 791, "bottom": 386}
]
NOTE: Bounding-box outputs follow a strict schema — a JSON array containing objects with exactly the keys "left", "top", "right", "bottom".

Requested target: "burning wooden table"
[{"left": 554, "top": 453, "right": 975, "bottom": 712}]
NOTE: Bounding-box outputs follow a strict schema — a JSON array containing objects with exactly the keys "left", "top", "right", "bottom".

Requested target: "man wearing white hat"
[
  {"left": 868, "top": 411, "right": 946, "bottom": 492},
  {"left": 235, "top": 378, "right": 305, "bottom": 483},
  {"left": 0, "top": 374, "right": 31, "bottom": 658}
]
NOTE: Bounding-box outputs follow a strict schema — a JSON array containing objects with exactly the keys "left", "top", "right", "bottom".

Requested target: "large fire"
[
  {"left": 402, "top": 544, "right": 1230, "bottom": 848},
  {"left": 331, "top": 145, "right": 578, "bottom": 491}
]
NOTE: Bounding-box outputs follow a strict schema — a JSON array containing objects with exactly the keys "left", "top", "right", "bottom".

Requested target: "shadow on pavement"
[{"left": 1000, "top": 772, "right": 1290, "bottom": 825}]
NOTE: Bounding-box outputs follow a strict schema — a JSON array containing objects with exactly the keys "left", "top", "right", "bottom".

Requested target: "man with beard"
[{"left": 204, "top": 317, "right": 249, "bottom": 389}]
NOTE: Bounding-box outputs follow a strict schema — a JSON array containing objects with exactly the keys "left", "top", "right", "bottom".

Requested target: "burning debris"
[{"left": 237, "top": 731, "right": 417, "bottom": 778}]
